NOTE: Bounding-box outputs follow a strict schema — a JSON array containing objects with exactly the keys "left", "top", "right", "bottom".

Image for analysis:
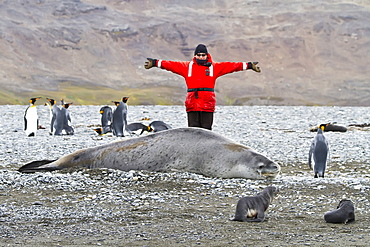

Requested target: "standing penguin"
[
  {"left": 24, "top": 97, "right": 41, "bottom": 137},
  {"left": 112, "top": 97, "right": 129, "bottom": 137},
  {"left": 309, "top": 124, "right": 329, "bottom": 178},
  {"left": 45, "top": 101, "right": 53, "bottom": 123},
  {"left": 47, "top": 98, "right": 63, "bottom": 136},
  {"left": 100, "top": 106, "right": 113, "bottom": 134},
  {"left": 61, "top": 99, "right": 74, "bottom": 135}
]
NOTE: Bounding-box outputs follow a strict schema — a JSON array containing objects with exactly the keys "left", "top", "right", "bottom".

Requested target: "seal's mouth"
[
  {"left": 263, "top": 174, "right": 279, "bottom": 180},
  {"left": 261, "top": 163, "right": 281, "bottom": 179}
]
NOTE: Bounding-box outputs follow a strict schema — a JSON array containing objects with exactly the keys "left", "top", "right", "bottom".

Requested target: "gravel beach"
[{"left": 1, "top": 105, "right": 369, "bottom": 246}]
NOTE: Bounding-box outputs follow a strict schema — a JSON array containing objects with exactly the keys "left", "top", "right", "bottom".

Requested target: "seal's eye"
[{"left": 72, "top": 155, "right": 80, "bottom": 161}]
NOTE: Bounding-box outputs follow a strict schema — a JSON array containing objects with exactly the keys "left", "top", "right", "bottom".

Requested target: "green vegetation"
[{"left": 1, "top": 84, "right": 183, "bottom": 105}]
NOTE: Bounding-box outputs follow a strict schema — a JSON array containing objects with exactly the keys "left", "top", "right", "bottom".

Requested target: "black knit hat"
[{"left": 194, "top": 44, "right": 208, "bottom": 55}]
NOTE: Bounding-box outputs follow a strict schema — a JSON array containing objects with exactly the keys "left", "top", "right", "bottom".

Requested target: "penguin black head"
[
  {"left": 93, "top": 128, "right": 103, "bottom": 135},
  {"left": 29, "top": 97, "right": 41, "bottom": 105},
  {"left": 112, "top": 101, "right": 120, "bottom": 106},
  {"left": 319, "top": 124, "right": 326, "bottom": 131},
  {"left": 139, "top": 125, "right": 153, "bottom": 135},
  {"left": 60, "top": 99, "right": 72, "bottom": 108},
  {"left": 122, "top": 97, "right": 129, "bottom": 103},
  {"left": 46, "top": 98, "right": 56, "bottom": 106},
  {"left": 63, "top": 103, "right": 73, "bottom": 109}
]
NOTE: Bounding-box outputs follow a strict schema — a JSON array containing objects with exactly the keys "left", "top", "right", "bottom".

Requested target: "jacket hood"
[{"left": 192, "top": 53, "right": 214, "bottom": 64}]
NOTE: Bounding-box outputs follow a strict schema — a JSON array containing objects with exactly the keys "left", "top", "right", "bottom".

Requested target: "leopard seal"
[
  {"left": 232, "top": 186, "right": 278, "bottom": 222},
  {"left": 18, "top": 128, "right": 280, "bottom": 180},
  {"left": 324, "top": 199, "right": 355, "bottom": 224}
]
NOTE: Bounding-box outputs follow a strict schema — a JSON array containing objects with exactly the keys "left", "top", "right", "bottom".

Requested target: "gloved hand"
[
  {"left": 248, "top": 62, "right": 261, "bottom": 73},
  {"left": 145, "top": 58, "right": 157, "bottom": 69}
]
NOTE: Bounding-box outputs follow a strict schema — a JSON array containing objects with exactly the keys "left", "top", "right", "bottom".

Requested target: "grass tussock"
[{"left": 3, "top": 84, "right": 184, "bottom": 105}]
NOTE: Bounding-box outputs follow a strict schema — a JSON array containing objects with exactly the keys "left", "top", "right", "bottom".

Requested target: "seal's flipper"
[{"left": 18, "top": 159, "right": 58, "bottom": 173}]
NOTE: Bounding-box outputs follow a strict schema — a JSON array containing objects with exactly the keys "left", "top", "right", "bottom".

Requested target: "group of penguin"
[
  {"left": 24, "top": 97, "right": 172, "bottom": 138},
  {"left": 93, "top": 97, "right": 172, "bottom": 137},
  {"left": 24, "top": 97, "right": 74, "bottom": 137},
  {"left": 24, "top": 96, "right": 332, "bottom": 179}
]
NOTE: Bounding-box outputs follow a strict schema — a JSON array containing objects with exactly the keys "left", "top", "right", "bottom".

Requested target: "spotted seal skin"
[
  {"left": 18, "top": 128, "right": 281, "bottom": 180},
  {"left": 324, "top": 199, "right": 355, "bottom": 224},
  {"left": 232, "top": 186, "right": 279, "bottom": 222}
]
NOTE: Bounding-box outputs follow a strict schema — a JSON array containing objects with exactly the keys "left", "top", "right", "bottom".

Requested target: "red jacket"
[{"left": 157, "top": 53, "right": 249, "bottom": 112}]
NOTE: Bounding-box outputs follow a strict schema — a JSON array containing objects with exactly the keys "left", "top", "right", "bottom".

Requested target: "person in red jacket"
[{"left": 144, "top": 44, "right": 260, "bottom": 130}]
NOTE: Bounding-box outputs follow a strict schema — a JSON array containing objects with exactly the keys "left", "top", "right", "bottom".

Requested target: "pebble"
[{"left": 0, "top": 105, "right": 370, "bottom": 245}]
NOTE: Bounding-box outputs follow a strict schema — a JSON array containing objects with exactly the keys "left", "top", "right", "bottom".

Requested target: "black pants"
[{"left": 187, "top": 111, "right": 214, "bottom": 130}]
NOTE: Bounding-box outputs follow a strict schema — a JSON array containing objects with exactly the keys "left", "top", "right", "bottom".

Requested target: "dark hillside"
[{"left": 0, "top": 0, "right": 369, "bottom": 105}]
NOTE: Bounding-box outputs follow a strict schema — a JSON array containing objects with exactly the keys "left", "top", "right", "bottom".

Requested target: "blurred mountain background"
[{"left": 0, "top": 0, "right": 369, "bottom": 106}]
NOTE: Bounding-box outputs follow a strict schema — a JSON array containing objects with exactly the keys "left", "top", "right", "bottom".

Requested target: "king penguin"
[
  {"left": 126, "top": 122, "right": 150, "bottom": 135},
  {"left": 100, "top": 106, "right": 113, "bottom": 134},
  {"left": 61, "top": 99, "right": 74, "bottom": 135},
  {"left": 126, "top": 121, "right": 172, "bottom": 135},
  {"left": 24, "top": 97, "right": 41, "bottom": 137},
  {"left": 148, "top": 121, "right": 172, "bottom": 133},
  {"left": 112, "top": 97, "right": 129, "bottom": 137},
  {"left": 93, "top": 106, "right": 113, "bottom": 135},
  {"left": 309, "top": 124, "right": 329, "bottom": 178},
  {"left": 47, "top": 98, "right": 63, "bottom": 136}
]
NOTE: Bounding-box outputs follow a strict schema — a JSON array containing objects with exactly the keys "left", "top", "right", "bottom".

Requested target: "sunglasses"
[{"left": 196, "top": 53, "right": 207, "bottom": 57}]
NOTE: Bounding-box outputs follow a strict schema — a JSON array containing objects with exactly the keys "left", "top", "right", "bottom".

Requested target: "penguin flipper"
[{"left": 18, "top": 159, "right": 58, "bottom": 173}]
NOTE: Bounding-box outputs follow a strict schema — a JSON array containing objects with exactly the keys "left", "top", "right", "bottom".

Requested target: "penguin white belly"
[{"left": 25, "top": 106, "right": 38, "bottom": 136}]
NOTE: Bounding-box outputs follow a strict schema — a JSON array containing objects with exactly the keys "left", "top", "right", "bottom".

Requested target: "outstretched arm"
[
  {"left": 248, "top": 62, "right": 261, "bottom": 73},
  {"left": 144, "top": 58, "right": 157, "bottom": 69},
  {"left": 144, "top": 58, "right": 189, "bottom": 77},
  {"left": 214, "top": 61, "right": 261, "bottom": 77}
]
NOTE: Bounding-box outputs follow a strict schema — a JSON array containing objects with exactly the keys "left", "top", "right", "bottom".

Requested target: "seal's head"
[
  {"left": 263, "top": 186, "right": 279, "bottom": 201},
  {"left": 221, "top": 146, "right": 281, "bottom": 180}
]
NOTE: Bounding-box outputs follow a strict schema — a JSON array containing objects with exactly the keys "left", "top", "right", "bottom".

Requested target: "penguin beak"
[{"left": 93, "top": 128, "right": 102, "bottom": 135}]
